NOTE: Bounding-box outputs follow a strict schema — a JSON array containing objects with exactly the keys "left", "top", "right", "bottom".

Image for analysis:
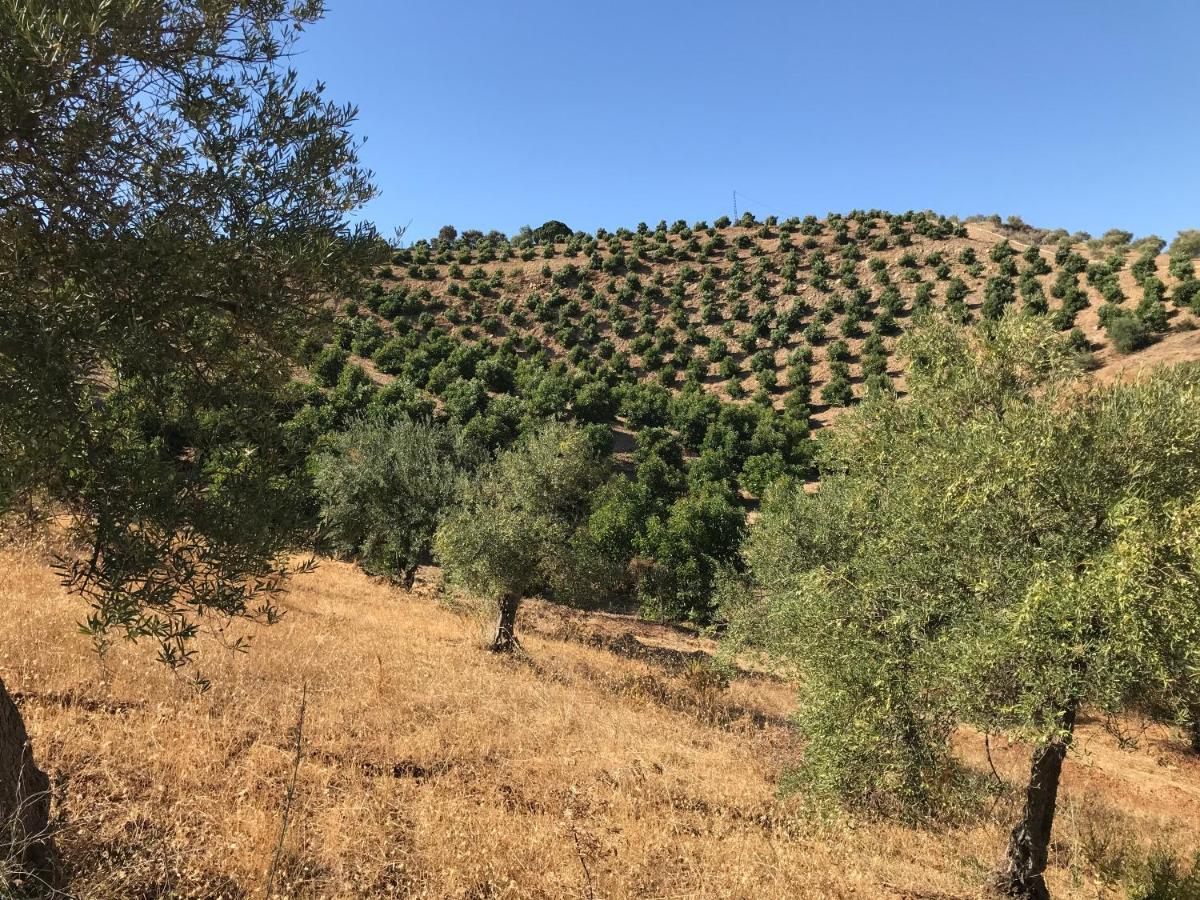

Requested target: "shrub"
[
  {"left": 441, "top": 378, "right": 488, "bottom": 425},
  {"left": 945, "top": 277, "right": 969, "bottom": 305},
  {"left": 739, "top": 452, "right": 789, "bottom": 497},
  {"left": 534, "top": 220, "right": 573, "bottom": 244},
  {"left": 1126, "top": 849, "right": 1200, "bottom": 900},
  {"left": 1169, "top": 229, "right": 1200, "bottom": 259},
  {"left": 370, "top": 379, "right": 434, "bottom": 422},
  {"left": 1177, "top": 280, "right": 1200, "bottom": 310},
  {"left": 988, "top": 240, "right": 1015, "bottom": 263},
  {"left": 313, "top": 416, "right": 464, "bottom": 586},
  {"left": 620, "top": 382, "right": 671, "bottom": 427},
  {"left": 1169, "top": 253, "right": 1197, "bottom": 282},
  {"left": 1063, "top": 328, "right": 1091, "bottom": 355},
  {"left": 1106, "top": 313, "right": 1149, "bottom": 354},
  {"left": 636, "top": 487, "right": 744, "bottom": 622},
  {"left": 313, "top": 345, "right": 349, "bottom": 387},
  {"left": 1132, "top": 251, "right": 1158, "bottom": 284},
  {"left": 1020, "top": 277, "right": 1048, "bottom": 315},
  {"left": 827, "top": 339, "right": 851, "bottom": 363},
  {"left": 1136, "top": 289, "right": 1170, "bottom": 333},
  {"left": 820, "top": 373, "right": 853, "bottom": 407},
  {"left": 573, "top": 380, "right": 617, "bottom": 423},
  {"left": 981, "top": 276, "right": 1016, "bottom": 320}
]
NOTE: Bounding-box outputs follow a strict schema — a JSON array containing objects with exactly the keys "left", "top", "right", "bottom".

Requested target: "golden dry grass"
[{"left": 2, "top": 540, "right": 1199, "bottom": 899}]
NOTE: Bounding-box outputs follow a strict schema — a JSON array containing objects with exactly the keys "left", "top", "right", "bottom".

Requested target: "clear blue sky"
[{"left": 296, "top": 1, "right": 1198, "bottom": 243}]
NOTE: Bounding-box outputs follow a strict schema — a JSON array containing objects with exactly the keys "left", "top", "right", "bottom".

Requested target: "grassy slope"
[{"left": 4, "top": 538, "right": 1198, "bottom": 898}]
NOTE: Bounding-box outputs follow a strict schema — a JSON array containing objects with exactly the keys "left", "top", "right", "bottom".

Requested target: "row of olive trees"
[
  {"left": 312, "top": 416, "right": 609, "bottom": 652},
  {"left": 724, "top": 313, "right": 1200, "bottom": 899}
]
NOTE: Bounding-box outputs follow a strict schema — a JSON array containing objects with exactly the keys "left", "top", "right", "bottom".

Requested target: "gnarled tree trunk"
[
  {"left": 994, "top": 703, "right": 1077, "bottom": 900},
  {"left": 0, "top": 675, "right": 53, "bottom": 883},
  {"left": 402, "top": 564, "right": 418, "bottom": 592},
  {"left": 489, "top": 593, "right": 520, "bottom": 653},
  {"left": 1188, "top": 702, "right": 1200, "bottom": 754}
]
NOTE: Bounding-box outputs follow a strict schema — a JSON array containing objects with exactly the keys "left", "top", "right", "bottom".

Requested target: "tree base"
[
  {"left": 488, "top": 635, "right": 522, "bottom": 654},
  {"left": 991, "top": 865, "right": 1051, "bottom": 900},
  {"left": 0, "top": 677, "right": 55, "bottom": 887},
  {"left": 489, "top": 594, "right": 520, "bottom": 654},
  {"left": 994, "top": 705, "right": 1076, "bottom": 900}
]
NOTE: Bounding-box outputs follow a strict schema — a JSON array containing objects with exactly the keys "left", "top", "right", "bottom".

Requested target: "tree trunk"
[
  {"left": 1188, "top": 702, "right": 1200, "bottom": 755},
  {"left": 0, "top": 675, "right": 54, "bottom": 883},
  {"left": 994, "top": 704, "right": 1077, "bottom": 900},
  {"left": 489, "top": 593, "right": 520, "bottom": 653}
]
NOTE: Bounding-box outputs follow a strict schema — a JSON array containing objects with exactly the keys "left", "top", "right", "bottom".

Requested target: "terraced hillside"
[{"left": 333, "top": 211, "right": 1199, "bottom": 429}]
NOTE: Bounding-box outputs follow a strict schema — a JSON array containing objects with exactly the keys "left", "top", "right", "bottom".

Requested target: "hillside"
[
  {"left": 4, "top": 538, "right": 1199, "bottom": 898},
  {"left": 284, "top": 210, "right": 1200, "bottom": 626},
  {"left": 331, "top": 212, "right": 1199, "bottom": 431},
  {"left": 11, "top": 7, "right": 1200, "bottom": 898}
]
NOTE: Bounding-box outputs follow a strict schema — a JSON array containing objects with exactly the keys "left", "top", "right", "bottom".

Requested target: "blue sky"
[{"left": 296, "top": 1, "right": 1198, "bottom": 243}]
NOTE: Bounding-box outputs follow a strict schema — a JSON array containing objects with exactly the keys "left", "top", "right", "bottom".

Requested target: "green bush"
[
  {"left": 1136, "top": 290, "right": 1170, "bottom": 333},
  {"left": 1168, "top": 229, "right": 1200, "bottom": 259},
  {"left": 820, "top": 373, "right": 853, "bottom": 407},
  {"left": 1126, "top": 849, "right": 1200, "bottom": 900},
  {"left": 636, "top": 486, "right": 744, "bottom": 622},
  {"left": 312, "top": 345, "right": 349, "bottom": 387},
  {"left": 1107, "top": 313, "right": 1150, "bottom": 354},
  {"left": 981, "top": 276, "right": 1016, "bottom": 320},
  {"left": 739, "top": 452, "right": 790, "bottom": 497},
  {"left": 312, "top": 416, "right": 464, "bottom": 586}
]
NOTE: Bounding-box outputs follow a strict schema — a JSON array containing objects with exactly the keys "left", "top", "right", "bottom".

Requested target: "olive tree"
[
  {"left": 312, "top": 416, "right": 464, "bottom": 587},
  {"left": 0, "top": 1, "right": 375, "bottom": 878},
  {"left": 1169, "top": 229, "right": 1200, "bottom": 259},
  {"left": 434, "top": 422, "right": 607, "bottom": 652},
  {"left": 727, "top": 313, "right": 1200, "bottom": 900}
]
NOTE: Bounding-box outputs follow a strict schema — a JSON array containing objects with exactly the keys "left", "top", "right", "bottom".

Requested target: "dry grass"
[{"left": 2, "top": 542, "right": 1199, "bottom": 898}]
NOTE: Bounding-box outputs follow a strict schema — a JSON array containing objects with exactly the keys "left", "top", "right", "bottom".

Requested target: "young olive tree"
[
  {"left": 312, "top": 416, "right": 464, "bottom": 588},
  {"left": 727, "top": 313, "right": 1200, "bottom": 900},
  {"left": 0, "top": 1, "right": 376, "bottom": 877},
  {"left": 434, "top": 422, "right": 607, "bottom": 652}
]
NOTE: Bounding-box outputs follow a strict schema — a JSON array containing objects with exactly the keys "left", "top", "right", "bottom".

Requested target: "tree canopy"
[
  {"left": 726, "top": 313, "right": 1200, "bottom": 899},
  {"left": 434, "top": 421, "right": 609, "bottom": 650},
  {"left": 0, "top": 0, "right": 378, "bottom": 670},
  {"left": 312, "top": 416, "right": 465, "bottom": 586}
]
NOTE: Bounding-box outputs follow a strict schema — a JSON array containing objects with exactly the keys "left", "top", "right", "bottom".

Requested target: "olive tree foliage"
[
  {"left": 725, "top": 313, "right": 1200, "bottom": 899},
  {"left": 0, "top": 0, "right": 377, "bottom": 879},
  {"left": 434, "top": 422, "right": 609, "bottom": 651},
  {"left": 0, "top": 0, "right": 378, "bottom": 668},
  {"left": 1169, "top": 229, "right": 1200, "bottom": 259},
  {"left": 312, "top": 417, "right": 465, "bottom": 587}
]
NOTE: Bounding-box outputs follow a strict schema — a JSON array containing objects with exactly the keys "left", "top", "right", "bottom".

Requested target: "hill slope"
[
  {"left": 291, "top": 210, "right": 1200, "bottom": 624},
  {"left": 4, "top": 541, "right": 1198, "bottom": 897},
  {"left": 336, "top": 211, "right": 1199, "bottom": 429}
]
